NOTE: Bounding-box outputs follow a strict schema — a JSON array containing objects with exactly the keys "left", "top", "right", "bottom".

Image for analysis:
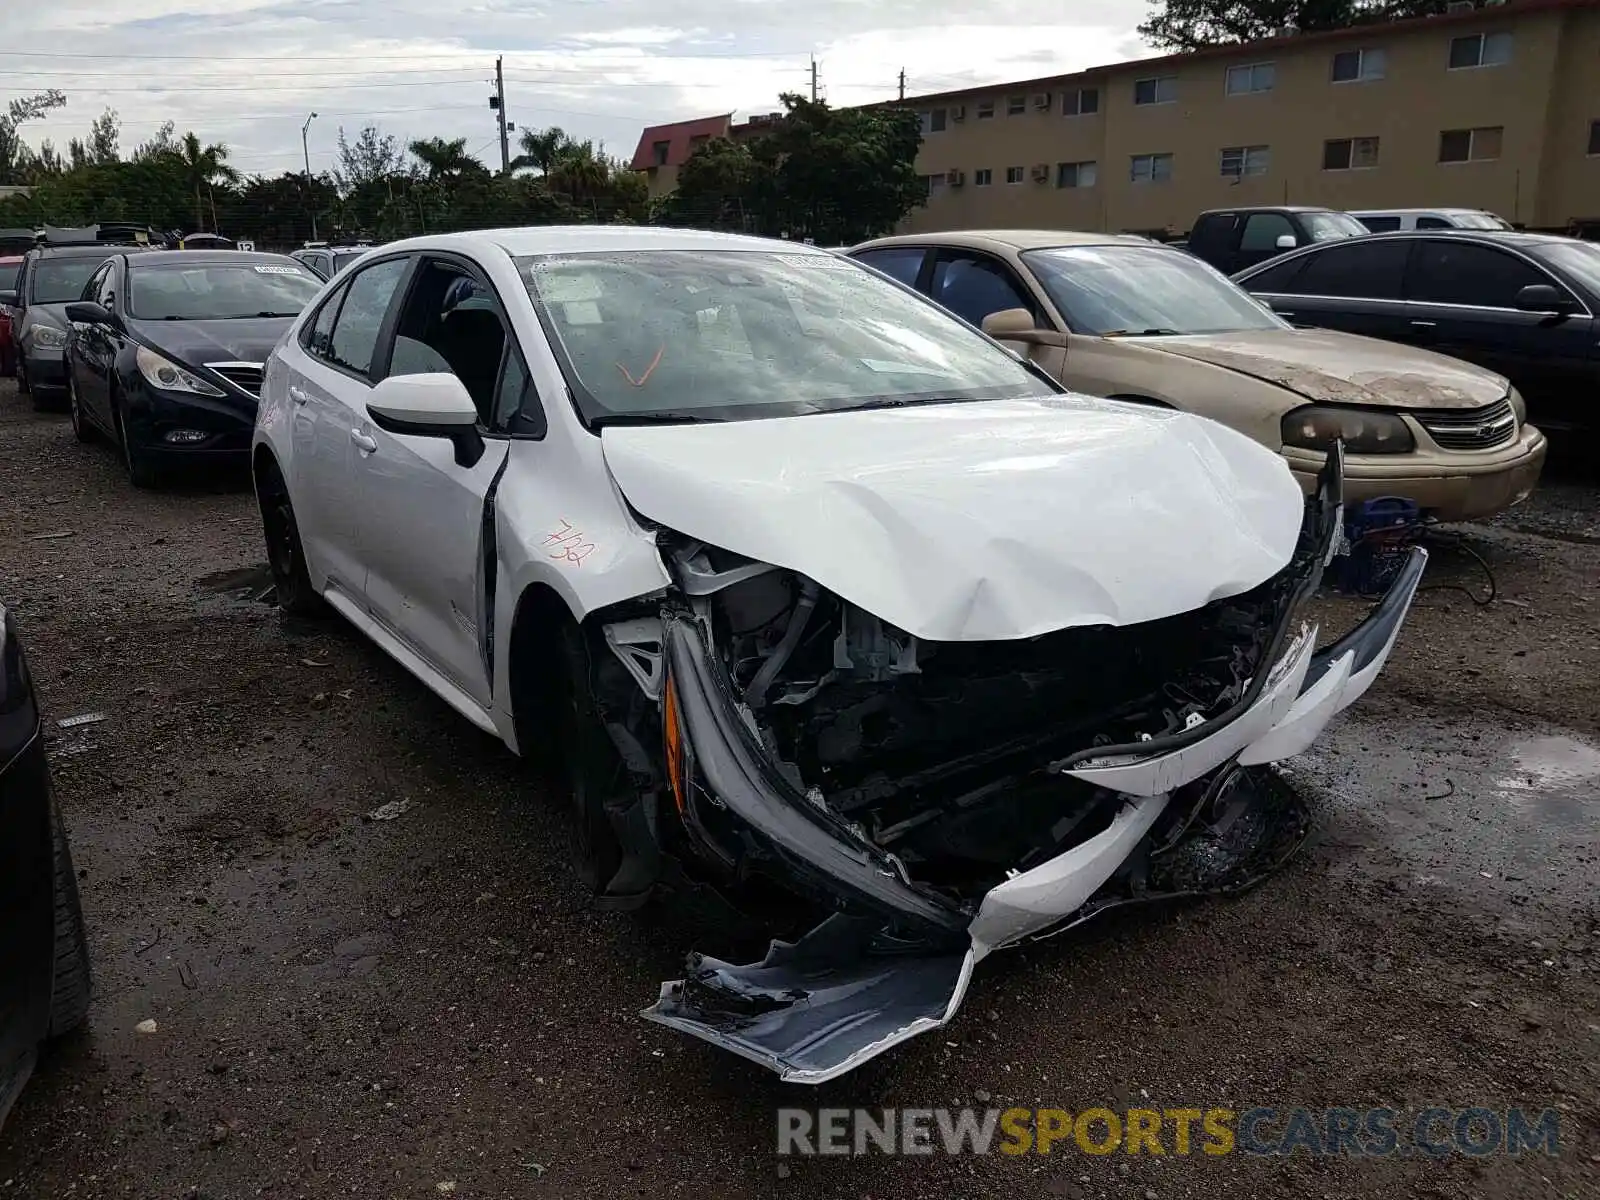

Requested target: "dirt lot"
[{"left": 1, "top": 378, "right": 1596, "bottom": 1198}]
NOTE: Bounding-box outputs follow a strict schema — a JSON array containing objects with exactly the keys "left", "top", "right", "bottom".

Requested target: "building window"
[
  {"left": 1225, "top": 63, "right": 1276, "bottom": 95},
  {"left": 1004, "top": 165, "right": 1025, "bottom": 184},
  {"left": 1439, "top": 126, "right": 1503, "bottom": 163},
  {"left": 689, "top": 134, "right": 709, "bottom": 148},
  {"left": 928, "top": 108, "right": 947, "bottom": 133},
  {"left": 1449, "top": 32, "right": 1513, "bottom": 69},
  {"left": 976, "top": 100, "right": 995, "bottom": 119},
  {"left": 1062, "top": 87, "right": 1100, "bottom": 116},
  {"left": 1323, "top": 136, "right": 1381, "bottom": 170},
  {"left": 1130, "top": 153, "right": 1173, "bottom": 182},
  {"left": 973, "top": 168, "right": 993, "bottom": 186},
  {"left": 1133, "top": 76, "right": 1178, "bottom": 105},
  {"left": 1331, "top": 47, "right": 1387, "bottom": 82},
  {"left": 1006, "top": 95, "right": 1026, "bottom": 115},
  {"left": 651, "top": 140, "right": 670, "bottom": 166},
  {"left": 1588, "top": 120, "right": 1600, "bottom": 156},
  {"left": 1057, "top": 161, "right": 1098, "bottom": 188},
  {"left": 928, "top": 174, "right": 947, "bottom": 195},
  {"left": 1220, "top": 145, "right": 1271, "bottom": 178}
]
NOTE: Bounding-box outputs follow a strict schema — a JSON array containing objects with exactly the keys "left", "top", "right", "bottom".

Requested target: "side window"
[
  {"left": 1416, "top": 216, "right": 1452, "bottom": 229},
  {"left": 928, "top": 253, "right": 1035, "bottom": 328},
  {"left": 327, "top": 258, "right": 408, "bottom": 378},
  {"left": 302, "top": 281, "right": 349, "bottom": 359},
  {"left": 1240, "top": 255, "right": 1307, "bottom": 293},
  {"left": 1407, "top": 241, "right": 1562, "bottom": 308},
  {"left": 851, "top": 247, "right": 927, "bottom": 288},
  {"left": 1239, "top": 212, "right": 1297, "bottom": 252},
  {"left": 1290, "top": 239, "right": 1411, "bottom": 299},
  {"left": 493, "top": 347, "right": 545, "bottom": 437},
  {"left": 1359, "top": 216, "right": 1401, "bottom": 233},
  {"left": 1189, "top": 214, "right": 1238, "bottom": 255},
  {"left": 385, "top": 258, "right": 511, "bottom": 426}
]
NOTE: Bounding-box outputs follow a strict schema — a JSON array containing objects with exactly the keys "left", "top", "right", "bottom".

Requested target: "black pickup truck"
[{"left": 1184, "top": 206, "right": 1370, "bottom": 275}]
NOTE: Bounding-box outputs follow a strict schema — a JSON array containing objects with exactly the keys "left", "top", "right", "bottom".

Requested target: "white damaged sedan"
[{"left": 251, "top": 226, "right": 1424, "bottom": 1083}]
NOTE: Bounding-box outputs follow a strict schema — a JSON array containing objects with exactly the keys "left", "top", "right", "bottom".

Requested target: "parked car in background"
[
  {"left": 251, "top": 226, "right": 1423, "bottom": 1083},
  {"left": 1350, "top": 208, "right": 1512, "bottom": 233},
  {"left": 1234, "top": 230, "right": 1600, "bottom": 434},
  {"left": 63, "top": 250, "right": 324, "bottom": 486},
  {"left": 848, "top": 230, "right": 1545, "bottom": 522},
  {"left": 1185, "top": 207, "right": 1369, "bottom": 275},
  {"left": 292, "top": 244, "right": 373, "bottom": 280},
  {"left": 0, "top": 240, "right": 154, "bottom": 406},
  {"left": 0, "top": 598, "right": 92, "bottom": 1133},
  {"left": 0, "top": 255, "right": 22, "bottom": 377}
]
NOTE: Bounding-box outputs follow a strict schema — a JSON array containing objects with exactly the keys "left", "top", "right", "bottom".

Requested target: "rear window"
[{"left": 29, "top": 255, "right": 111, "bottom": 304}]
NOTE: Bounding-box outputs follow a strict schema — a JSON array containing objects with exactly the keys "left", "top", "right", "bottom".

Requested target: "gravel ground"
[{"left": 1, "top": 378, "right": 1596, "bottom": 1198}]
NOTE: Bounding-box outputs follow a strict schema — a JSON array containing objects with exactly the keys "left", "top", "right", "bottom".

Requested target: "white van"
[{"left": 1350, "top": 208, "right": 1512, "bottom": 232}]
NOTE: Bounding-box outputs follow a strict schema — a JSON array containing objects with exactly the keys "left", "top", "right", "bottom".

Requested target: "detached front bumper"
[{"left": 644, "top": 450, "right": 1427, "bottom": 1083}]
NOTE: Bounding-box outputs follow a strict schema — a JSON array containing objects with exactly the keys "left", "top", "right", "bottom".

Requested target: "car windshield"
[
  {"left": 516, "top": 248, "right": 1054, "bottom": 425},
  {"left": 1021, "top": 244, "right": 1285, "bottom": 337},
  {"left": 128, "top": 262, "right": 323, "bottom": 320},
  {"left": 1302, "top": 212, "right": 1369, "bottom": 242},
  {"left": 1530, "top": 239, "right": 1600, "bottom": 300},
  {"left": 29, "top": 256, "right": 109, "bottom": 304}
]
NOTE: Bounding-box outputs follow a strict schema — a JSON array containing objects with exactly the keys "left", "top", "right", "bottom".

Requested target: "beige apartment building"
[{"left": 902, "top": 0, "right": 1600, "bottom": 235}]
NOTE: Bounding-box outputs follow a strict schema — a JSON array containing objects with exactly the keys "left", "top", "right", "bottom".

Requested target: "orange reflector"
[{"left": 663, "top": 678, "right": 686, "bottom": 815}]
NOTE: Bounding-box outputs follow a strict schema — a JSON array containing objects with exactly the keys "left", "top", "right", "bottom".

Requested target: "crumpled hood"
[
  {"left": 1135, "top": 328, "right": 1507, "bottom": 410},
  {"left": 128, "top": 316, "right": 293, "bottom": 369},
  {"left": 601, "top": 395, "right": 1305, "bottom": 642}
]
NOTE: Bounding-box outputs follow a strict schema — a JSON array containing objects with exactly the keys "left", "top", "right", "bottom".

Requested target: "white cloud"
[{"left": 3, "top": 1, "right": 1154, "bottom": 176}]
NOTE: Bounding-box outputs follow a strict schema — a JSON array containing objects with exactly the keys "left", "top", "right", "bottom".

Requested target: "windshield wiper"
[
  {"left": 840, "top": 393, "right": 977, "bottom": 412},
  {"left": 590, "top": 410, "right": 729, "bottom": 428},
  {"left": 1100, "top": 327, "right": 1183, "bottom": 338},
  {"left": 253, "top": 310, "right": 301, "bottom": 317}
]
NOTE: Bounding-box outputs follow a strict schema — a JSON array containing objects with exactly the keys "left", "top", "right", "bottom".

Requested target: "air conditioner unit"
[
  {"left": 951, "top": 104, "right": 967, "bottom": 121},
  {"left": 946, "top": 169, "right": 965, "bottom": 187},
  {"left": 1033, "top": 93, "right": 1053, "bottom": 111},
  {"left": 1031, "top": 163, "right": 1050, "bottom": 182}
]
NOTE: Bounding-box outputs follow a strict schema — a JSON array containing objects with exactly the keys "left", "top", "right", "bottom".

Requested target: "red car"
[{"left": 0, "top": 255, "right": 23, "bottom": 377}]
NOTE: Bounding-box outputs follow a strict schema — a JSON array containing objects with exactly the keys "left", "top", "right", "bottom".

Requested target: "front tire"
[
  {"left": 47, "top": 802, "right": 92, "bottom": 1038},
  {"left": 558, "top": 627, "right": 629, "bottom": 898},
  {"left": 16, "top": 358, "right": 30, "bottom": 397},
  {"left": 255, "top": 458, "right": 321, "bottom": 615},
  {"left": 113, "top": 397, "right": 158, "bottom": 488},
  {"left": 67, "top": 373, "right": 94, "bottom": 444}
]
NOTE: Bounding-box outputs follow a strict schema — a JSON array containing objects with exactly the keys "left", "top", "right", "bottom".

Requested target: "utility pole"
[
  {"left": 810, "top": 55, "right": 819, "bottom": 102},
  {"left": 491, "top": 56, "right": 510, "bottom": 173},
  {"left": 898, "top": 69, "right": 906, "bottom": 101}
]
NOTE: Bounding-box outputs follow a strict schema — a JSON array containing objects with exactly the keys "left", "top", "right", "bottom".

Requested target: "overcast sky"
[{"left": 6, "top": 1, "right": 1155, "bottom": 176}]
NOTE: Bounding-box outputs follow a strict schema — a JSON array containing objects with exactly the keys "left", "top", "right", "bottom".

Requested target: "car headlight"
[
  {"left": 1508, "top": 387, "right": 1526, "bottom": 427},
  {"left": 136, "top": 345, "right": 224, "bottom": 397},
  {"left": 1281, "top": 405, "right": 1414, "bottom": 455},
  {"left": 30, "top": 325, "right": 68, "bottom": 349}
]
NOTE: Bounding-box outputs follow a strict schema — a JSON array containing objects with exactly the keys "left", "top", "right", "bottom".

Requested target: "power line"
[{"left": 0, "top": 46, "right": 809, "bottom": 63}]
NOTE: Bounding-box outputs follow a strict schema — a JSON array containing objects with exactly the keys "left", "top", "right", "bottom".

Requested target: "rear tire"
[
  {"left": 67, "top": 373, "right": 94, "bottom": 443},
  {"left": 255, "top": 458, "right": 321, "bottom": 615},
  {"left": 47, "top": 802, "right": 91, "bottom": 1038}
]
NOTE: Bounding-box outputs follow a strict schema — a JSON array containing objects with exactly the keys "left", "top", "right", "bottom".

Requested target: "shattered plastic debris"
[
  {"left": 367, "top": 799, "right": 413, "bottom": 822},
  {"left": 26, "top": 530, "right": 75, "bottom": 541},
  {"left": 57, "top": 713, "right": 108, "bottom": 729},
  {"left": 134, "top": 1018, "right": 158, "bottom": 1035}
]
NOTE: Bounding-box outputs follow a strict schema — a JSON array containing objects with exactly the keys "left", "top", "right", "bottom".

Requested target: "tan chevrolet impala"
[{"left": 848, "top": 230, "right": 1546, "bottom": 521}]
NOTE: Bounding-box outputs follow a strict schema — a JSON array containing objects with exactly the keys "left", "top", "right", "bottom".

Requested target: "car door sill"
[{"left": 321, "top": 585, "right": 498, "bottom": 737}]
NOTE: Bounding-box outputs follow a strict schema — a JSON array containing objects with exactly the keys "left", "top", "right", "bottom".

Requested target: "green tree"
[
  {"left": 0, "top": 89, "right": 67, "bottom": 184},
  {"left": 666, "top": 137, "right": 759, "bottom": 229},
  {"left": 513, "top": 125, "right": 569, "bottom": 176},
  {"left": 408, "top": 136, "right": 486, "bottom": 181},
  {"left": 1138, "top": 0, "right": 1444, "bottom": 52},
  {"left": 335, "top": 124, "right": 410, "bottom": 192},
  {"left": 178, "top": 132, "right": 239, "bottom": 231}
]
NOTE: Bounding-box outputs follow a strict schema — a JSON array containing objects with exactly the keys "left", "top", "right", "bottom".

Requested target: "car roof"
[
  {"left": 851, "top": 229, "right": 1153, "bottom": 253},
  {"left": 1198, "top": 206, "right": 1338, "bottom": 216},
  {"left": 370, "top": 225, "right": 833, "bottom": 260},
  {"left": 1348, "top": 207, "right": 1495, "bottom": 216},
  {"left": 1235, "top": 227, "right": 1586, "bottom": 276},
  {"left": 130, "top": 250, "right": 311, "bottom": 269},
  {"left": 31, "top": 243, "right": 155, "bottom": 259}
]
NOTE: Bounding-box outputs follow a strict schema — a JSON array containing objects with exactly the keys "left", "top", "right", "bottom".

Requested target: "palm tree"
[
  {"left": 547, "top": 139, "right": 609, "bottom": 206},
  {"left": 408, "top": 136, "right": 482, "bottom": 181},
  {"left": 513, "top": 126, "right": 568, "bottom": 176},
  {"left": 179, "top": 132, "right": 238, "bottom": 231}
]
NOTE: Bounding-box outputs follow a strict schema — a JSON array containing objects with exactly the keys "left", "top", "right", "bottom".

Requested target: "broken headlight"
[{"left": 1281, "top": 405, "right": 1413, "bottom": 455}]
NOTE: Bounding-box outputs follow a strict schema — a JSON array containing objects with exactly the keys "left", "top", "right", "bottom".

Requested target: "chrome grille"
[
  {"left": 1414, "top": 397, "right": 1517, "bottom": 451},
  {"left": 205, "top": 361, "right": 265, "bottom": 396}
]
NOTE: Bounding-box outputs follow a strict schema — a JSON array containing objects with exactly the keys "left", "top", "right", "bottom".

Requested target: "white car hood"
[{"left": 601, "top": 395, "right": 1305, "bottom": 642}]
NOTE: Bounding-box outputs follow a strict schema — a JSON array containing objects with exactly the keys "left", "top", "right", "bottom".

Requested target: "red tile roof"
[{"left": 629, "top": 114, "right": 734, "bottom": 171}]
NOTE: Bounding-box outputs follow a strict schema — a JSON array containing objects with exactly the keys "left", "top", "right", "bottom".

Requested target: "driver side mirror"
[
  {"left": 1274, "top": 234, "right": 1298, "bottom": 250},
  {"left": 65, "top": 301, "right": 114, "bottom": 327},
  {"left": 1513, "top": 283, "right": 1576, "bottom": 315},
  {"left": 980, "top": 307, "right": 1068, "bottom": 348},
  {"left": 366, "top": 372, "right": 485, "bottom": 468},
  {"left": 0, "top": 289, "right": 17, "bottom": 308}
]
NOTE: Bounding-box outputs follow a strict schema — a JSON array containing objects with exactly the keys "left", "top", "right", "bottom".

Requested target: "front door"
[{"left": 924, "top": 249, "right": 1067, "bottom": 378}]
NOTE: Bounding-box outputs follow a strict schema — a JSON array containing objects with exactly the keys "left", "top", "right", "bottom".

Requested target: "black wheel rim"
[
  {"left": 68, "top": 376, "right": 79, "bottom": 427},
  {"left": 261, "top": 481, "right": 298, "bottom": 579}
]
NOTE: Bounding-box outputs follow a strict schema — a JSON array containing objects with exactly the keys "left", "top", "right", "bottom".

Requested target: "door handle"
[
  {"left": 1409, "top": 320, "right": 1438, "bottom": 328},
  {"left": 289, "top": 385, "right": 310, "bottom": 405},
  {"left": 350, "top": 429, "right": 378, "bottom": 454}
]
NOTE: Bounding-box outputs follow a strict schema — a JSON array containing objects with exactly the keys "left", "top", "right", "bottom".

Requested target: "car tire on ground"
[
  {"left": 47, "top": 801, "right": 92, "bottom": 1038},
  {"left": 16, "top": 359, "right": 30, "bottom": 397},
  {"left": 113, "top": 397, "right": 158, "bottom": 489},
  {"left": 254, "top": 458, "right": 322, "bottom": 616},
  {"left": 558, "top": 626, "right": 628, "bottom": 898},
  {"left": 67, "top": 374, "right": 94, "bottom": 444}
]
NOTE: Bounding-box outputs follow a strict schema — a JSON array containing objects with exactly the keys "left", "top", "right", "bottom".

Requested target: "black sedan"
[
  {"left": 63, "top": 251, "right": 324, "bottom": 486},
  {"left": 1233, "top": 230, "right": 1600, "bottom": 434},
  {"left": 0, "top": 599, "right": 91, "bottom": 1131}
]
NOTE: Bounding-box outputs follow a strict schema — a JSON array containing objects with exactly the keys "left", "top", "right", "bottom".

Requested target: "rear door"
[
  {"left": 1187, "top": 213, "right": 1241, "bottom": 272},
  {"left": 345, "top": 253, "right": 524, "bottom": 708},
  {"left": 1258, "top": 237, "right": 1414, "bottom": 340},
  {"left": 1402, "top": 238, "right": 1590, "bottom": 414}
]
